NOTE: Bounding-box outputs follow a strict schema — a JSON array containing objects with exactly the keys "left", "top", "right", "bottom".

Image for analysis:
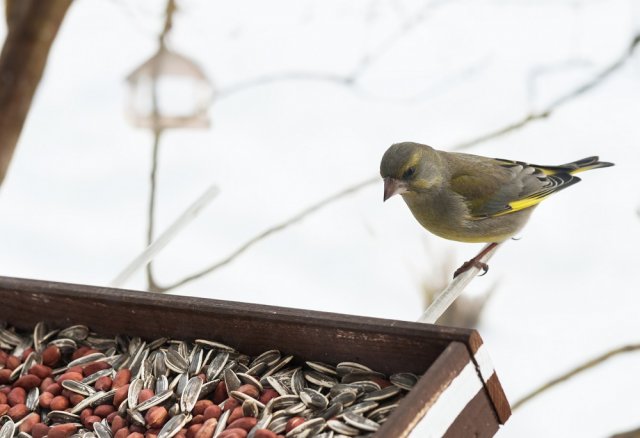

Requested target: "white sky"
[{"left": 1, "top": 1, "right": 639, "bottom": 436}]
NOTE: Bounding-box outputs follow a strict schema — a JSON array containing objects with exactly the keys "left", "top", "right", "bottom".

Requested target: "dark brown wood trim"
[
  {"left": 444, "top": 389, "right": 500, "bottom": 438},
  {"left": 376, "top": 342, "right": 471, "bottom": 437}
]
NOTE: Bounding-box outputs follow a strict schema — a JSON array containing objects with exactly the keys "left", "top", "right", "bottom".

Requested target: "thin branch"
[
  {"left": 154, "top": 177, "right": 378, "bottom": 292},
  {"left": 512, "top": 343, "right": 640, "bottom": 411},
  {"left": 146, "top": 131, "right": 162, "bottom": 292},
  {"left": 453, "top": 32, "right": 640, "bottom": 151},
  {"left": 216, "top": 0, "right": 451, "bottom": 100},
  {"left": 417, "top": 242, "right": 501, "bottom": 324}
]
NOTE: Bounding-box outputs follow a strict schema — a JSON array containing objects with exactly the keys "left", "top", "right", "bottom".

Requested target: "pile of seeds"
[{"left": 0, "top": 322, "right": 419, "bottom": 438}]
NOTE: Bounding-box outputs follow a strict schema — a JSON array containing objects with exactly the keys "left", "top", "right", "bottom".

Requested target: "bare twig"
[
  {"left": 454, "top": 32, "right": 640, "bottom": 151},
  {"left": 216, "top": 0, "right": 451, "bottom": 100},
  {"left": 153, "top": 177, "right": 378, "bottom": 292},
  {"left": 146, "top": 131, "right": 162, "bottom": 291},
  {"left": 512, "top": 343, "right": 640, "bottom": 411}
]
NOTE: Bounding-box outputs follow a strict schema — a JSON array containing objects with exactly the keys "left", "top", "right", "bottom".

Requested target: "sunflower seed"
[
  {"left": 187, "top": 347, "right": 203, "bottom": 376},
  {"left": 180, "top": 377, "right": 203, "bottom": 413},
  {"left": 367, "top": 403, "right": 399, "bottom": 422},
  {"left": 135, "top": 389, "right": 173, "bottom": 412},
  {"left": 88, "top": 389, "right": 116, "bottom": 407},
  {"left": 343, "top": 411, "right": 380, "bottom": 432},
  {"left": 270, "top": 394, "right": 300, "bottom": 410},
  {"left": 165, "top": 349, "right": 188, "bottom": 374},
  {"left": 67, "top": 352, "right": 106, "bottom": 369},
  {"left": 85, "top": 336, "right": 117, "bottom": 351},
  {"left": 47, "top": 410, "right": 81, "bottom": 423},
  {"left": 306, "top": 361, "right": 337, "bottom": 376},
  {"left": 318, "top": 402, "right": 343, "bottom": 420},
  {"left": 82, "top": 368, "right": 114, "bottom": 385},
  {"left": 58, "top": 325, "right": 89, "bottom": 341},
  {"left": 245, "top": 362, "right": 268, "bottom": 377},
  {"left": 304, "top": 370, "right": 337, "bottom": 388},
  {"left": 26, "top": 387, "right": 39, "bottom": 411},
  {"left": 329, "top": 384, "right": 359, "bottom": 399},
  {"left": 92, "top": 421, "right": 112, "bottom": 438},
  {"left": 261, "top": 354, "right": 294, "bottom": 378},
  {"left": 250, "top": 350, "right": 281, "bottom": 368},
  {"left": 336, "top": 362, "right": 372, "bottom": 377},
  {"left": 62, "top": 380, "right": 96, "bottom": 397},
  {"left": 362, "top": 385, "right": 400, "bottom": 402},
  {"left": 213, "top": 409, "right": 230, "bottom": 437},
  {"left": 32, "top": 322, "right": 47, "bottom": 352},
  {"left": 290, "top": 368, "right": 305, "bottom": 395},
  {"left": 242, "top": 399, "right": 259, "bottom": 418},
  {"left": 155, "top": 375, "right": 169, "bottom": 394},
  {"left": 127, "top": 409, "right": 145, "bottom": 426},
  {"left": 267, "top": 416, "right": 288, "bottom": 434},
  {"left": 199, "top": 379, "right": 219, "bottom": 398},
  {"left": 285, "top": 417, "right": 325, "bottom": 437},
  {"left": 283, "top": 402, "right": 306, "bottom": 415},
  {"left": 147, "top": 337, "right": 168, "bottom": 351},
  {"left": 237, "top": 373, "right": 263, "bottom": 392},
  {"left": 48, "top": 338, "right": 77, "bottom": 353},
  {"left": 345, "top": 381, "right": 380, "bottom": 393},
  {"left": 299, "top": 388, "right": 328, "bottom": 410},
  {"left": 0, "top": 420, "right": 15, "bottom": 438},
  {"left": 342, "top": 401, "right": 378, "bottom": 416},
  {"left": 223, "top": 368, "right": 241, "bottom": 393},
  {"left": 158, "top": 413, "right": 191, "bottom": 438},
  {"left": 229, "top": 391, "right": 265, "bottom": 409},
  {"left": 266, "top": 376, "right": 290, "bottom": 396},
  {"left": 330, "top": 390, "right": 356, "bottom": 407},
  {"left": 206, "top": 352, "right": 228, "bottom": 381},
  {"left": 153, "top": 351, "right": 168, "bottom": 377},
  {"left": 194, "top": 339, "right": 236, "bottom": 352},
  {"left": 390, "top": 372, "right": 418, "bottom": 390},
  {"left": 128, "top": 378, "right": 144, "bottom": 408},
  {"left": 327, "top": 419, "right": 359, "bottom": 436},
  {"left": 0, "top": 328, "right": 23, "bottom": 346}
]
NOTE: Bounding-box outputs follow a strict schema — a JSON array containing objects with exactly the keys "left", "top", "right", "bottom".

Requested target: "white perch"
[
  {"left": 417, "top": 242, "right": 503, "bottom": 324},
  {"left": 110, "top": 184, "right": 220, "bottom": 288}
]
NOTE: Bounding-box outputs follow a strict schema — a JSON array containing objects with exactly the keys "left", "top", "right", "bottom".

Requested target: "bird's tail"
[{"left": 533, "top": 156, "right": 614, "bottom": 175}]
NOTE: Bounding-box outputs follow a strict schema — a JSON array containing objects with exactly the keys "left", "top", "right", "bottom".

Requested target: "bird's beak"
[{"left": 383, "top": 177, "right": 408, "bottom": 201}]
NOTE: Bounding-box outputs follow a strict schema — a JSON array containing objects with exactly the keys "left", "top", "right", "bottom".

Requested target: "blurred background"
[{"left": 0, "top": 0, "right": 639, "bottom": 436}]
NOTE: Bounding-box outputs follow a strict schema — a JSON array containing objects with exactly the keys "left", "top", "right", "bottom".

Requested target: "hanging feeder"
[{"left": 125, "top": 47, "right": 214, "bottom": 130}]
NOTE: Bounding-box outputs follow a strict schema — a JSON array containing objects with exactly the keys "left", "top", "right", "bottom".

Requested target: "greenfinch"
[{"left": 380, "top": 142, "right": 614, "bottom": 276}]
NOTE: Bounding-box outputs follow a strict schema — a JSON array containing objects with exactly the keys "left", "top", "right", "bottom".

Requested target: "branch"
[
  {"left": 153, "top": 177, "right": 378, "bottom": 292},
  {"left": 417, "top": 242, "right": 501, "bottom": 324},
  {"left": 512, "top": 343, "right": 640, "bottom": 411},
  {"left": 453, "top": 32, "right": 640, "bottom": 151},
  {"left": 0, "top": 0, "right": 72, "bottom": 188},
  {"left": 216, "top": 0, "right": 450, "bottom": 100}
]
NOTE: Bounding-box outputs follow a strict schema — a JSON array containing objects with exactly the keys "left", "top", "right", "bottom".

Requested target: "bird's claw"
[{"left": 453, "top": 260, "right": 489, "bottom": 278}]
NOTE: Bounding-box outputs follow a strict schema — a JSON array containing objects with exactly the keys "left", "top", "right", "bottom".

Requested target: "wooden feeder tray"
[{"left": 0, "top": 276, "right": 510, "bottom": 437}]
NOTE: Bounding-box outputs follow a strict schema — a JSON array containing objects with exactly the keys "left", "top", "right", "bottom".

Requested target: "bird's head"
[{"left": 380, "top": 142, "right": 442, "bottom": 201}]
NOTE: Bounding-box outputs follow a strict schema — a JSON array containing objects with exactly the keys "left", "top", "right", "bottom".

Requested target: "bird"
[{"left": 380, "top": 142, "right": 614, "bottom": 277}]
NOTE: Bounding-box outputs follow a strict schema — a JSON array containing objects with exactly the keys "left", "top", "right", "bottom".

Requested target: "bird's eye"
[{"left": 402, "top": 167, "right": 416, "bottom": 179}]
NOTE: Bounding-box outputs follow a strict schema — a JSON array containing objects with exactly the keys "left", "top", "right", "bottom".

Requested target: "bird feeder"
[
  {"left": 125, "top": 47, "right": 214, "bottom": 130},
  {"left": 0, "top": 276, "right": 511, "bottom": 437}
]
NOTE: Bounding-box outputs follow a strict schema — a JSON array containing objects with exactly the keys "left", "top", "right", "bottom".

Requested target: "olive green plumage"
[{"left": 380, "top": 142, "right": 614, "bottom": 243}]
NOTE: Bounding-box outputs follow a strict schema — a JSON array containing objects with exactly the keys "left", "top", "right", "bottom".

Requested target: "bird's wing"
[{"left": 449, "top": 158, "right": 581, "bottom": 219}]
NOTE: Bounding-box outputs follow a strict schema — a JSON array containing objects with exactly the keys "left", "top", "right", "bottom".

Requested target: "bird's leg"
[{"left": 453, "top": 242, "right": 498, "bottom": 278}]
